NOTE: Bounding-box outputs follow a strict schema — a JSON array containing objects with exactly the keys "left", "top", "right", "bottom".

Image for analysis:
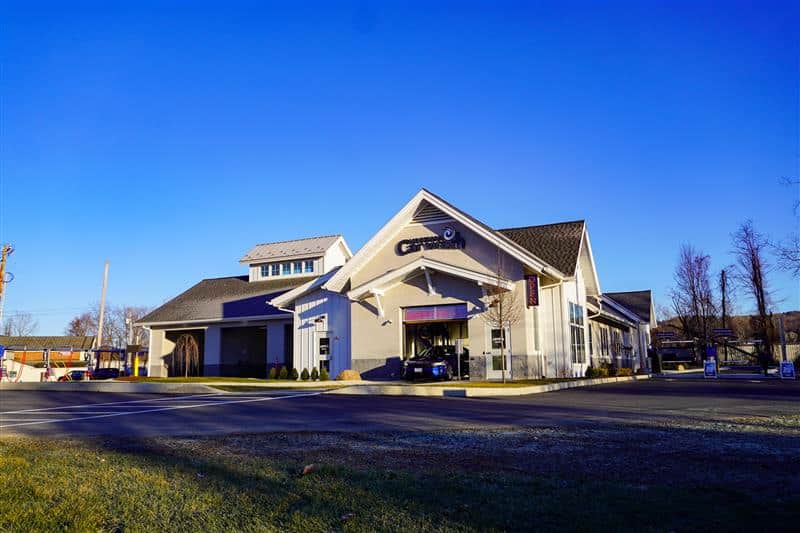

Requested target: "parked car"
[
  {"left": 58, "top": 370, "right": 91, "bottom": 382},
  {"left": 92, "top": 367, "right": 121, "bottom": 380},
  {"left": 403, "top": 345, "right": 469, "bottom": 381}
]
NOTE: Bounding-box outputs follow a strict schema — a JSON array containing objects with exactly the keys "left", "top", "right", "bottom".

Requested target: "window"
[
  {"left": 304, "top": 260, "right": 314, "bottom": 273},
  {"left": 260, "top": 264, "right": 269, "bottom": 277},
  {"left": 569, "top": 302, "right": 586, "bottom": 364},
  {"left": 271, "top": 264, "right": 280, "bottom": 276},
  {"left": 588, "top": 324, "right": 593, "bottom": 356},
  {"left": 491, "top": 328, "right": 506, "bottom": 350},
  {"left": 293, "top": 261, "right": 303, "bottom": 274},
  {"left": 281, "top": 263, "right": 292, "bottom": 275}
]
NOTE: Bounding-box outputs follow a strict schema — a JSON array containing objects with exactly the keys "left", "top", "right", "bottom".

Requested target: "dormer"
[{"left": 239, "top": 235, "right": 352, "bottom": 282}]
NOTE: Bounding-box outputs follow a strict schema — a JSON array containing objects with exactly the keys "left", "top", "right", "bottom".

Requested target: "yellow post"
[{"left": 133, "top": 356, "right": 139, "bottom": 377}]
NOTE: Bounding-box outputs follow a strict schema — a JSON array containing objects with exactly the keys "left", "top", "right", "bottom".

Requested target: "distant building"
[{"left": 0, "top": 335, "right": 95, "bottom": 382}]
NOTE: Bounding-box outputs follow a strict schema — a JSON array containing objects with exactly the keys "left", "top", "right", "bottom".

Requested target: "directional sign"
[
  {"left": 780, "top": 361, "right": 796, "bottom": 380},
  {"left": 656, "top": 331, "right": 676, "bottom": 339},
  {"left": 704, "top": 360, "right": 718, "bottom": 379},
  {"left": 712, "top": 328, "right": 734, "bottom": 338}
]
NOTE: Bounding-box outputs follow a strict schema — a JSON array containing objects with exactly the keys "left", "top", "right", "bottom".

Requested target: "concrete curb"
[{"left": 329, "top": 375, "right": 651, "bottom": 398}]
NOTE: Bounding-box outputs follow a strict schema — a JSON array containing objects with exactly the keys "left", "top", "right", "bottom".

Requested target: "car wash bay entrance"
[{"left": 402, "top": 304, "right": 469, "bottom": 358}]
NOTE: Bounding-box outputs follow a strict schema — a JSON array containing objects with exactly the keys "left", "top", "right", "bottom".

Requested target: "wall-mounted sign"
[
  {"left": 525, "top": 275, "right": 539, "bottom": 307},
  {"left": 397, "top": 226, "right": 466, "bottom": 256}
]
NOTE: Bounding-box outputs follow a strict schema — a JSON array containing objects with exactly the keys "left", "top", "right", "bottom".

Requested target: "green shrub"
[
  {"left": 311, "top": 367, "right": 319, "bottom": 381},
  {"left": 320, "top": 367, "right": 330, "bottom": 381},
  {"left": 617, "top": 368, "right": 633, "bottom": 377},
  {"left": 607, "top": 364, "right": 619, "bottom": 377},
  {"left": 278, "top": 366, "right": 288, "bottom": 379},
  {"left": 301, "top": 368, "right": 310, "bottom": 381},
  {"left": 290, "top": 368, "right": 299, "bottom": 380},
  {"left": 268, "top": 367, "right": 277, "bottom": 380}
]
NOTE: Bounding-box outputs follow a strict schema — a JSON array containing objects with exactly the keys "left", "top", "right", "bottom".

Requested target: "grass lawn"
[
  {"left": 2, "top": 425, "right": 798, "bottom": 532},
  {"left": 116, "top": 376, "right": 293, "bottom": 383}
]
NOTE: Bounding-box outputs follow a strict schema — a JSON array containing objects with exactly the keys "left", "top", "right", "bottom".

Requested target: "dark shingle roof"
[
  {"left": 0, "top": 336, "right": 95, "bottom": 350},
  {"left": 497, "top": 221, "right": 585, "bottom": 276},
  {"left": 604, "top": 290, "right": 653, "bottom": 323},
  {"left": 138, "top": 276, "right": 311, "bottom": 325}
]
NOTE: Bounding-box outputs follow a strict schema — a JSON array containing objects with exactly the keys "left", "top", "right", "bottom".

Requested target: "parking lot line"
[
  {"left": 0, "top": 393, "right": 227, "bottom": 415},
  {"left": 0, "top": 391, "right": 323, "bottom": 429}
]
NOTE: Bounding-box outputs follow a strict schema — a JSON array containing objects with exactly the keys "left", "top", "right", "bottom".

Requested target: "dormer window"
[
  {"left": 293, "top": 261, "right": 303, "bottom": 274},
  {"left": 271, "top": 264, "right": 280, "bottom": 276},
  {"left": 304, "top": 260, "right": 314, "bottom": 273},
  {"left": 260, "top": 265, "right": 270, "bottom": 277},
  {"left": 281, "top": 263, "right": 292, "bottom": 275}
]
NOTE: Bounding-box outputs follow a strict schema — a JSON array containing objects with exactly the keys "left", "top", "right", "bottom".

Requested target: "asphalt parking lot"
[{"left": 0, "top": 379, "right": 798, "bottom": 438}]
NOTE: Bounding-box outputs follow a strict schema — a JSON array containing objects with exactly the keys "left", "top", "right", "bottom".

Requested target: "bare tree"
[
  {"left": 732, "top": 220, "right": 775, "bottom": 374},
  {"left": 669, "top": 244, "right": 717, "bottom": 353},
  {"left": 173, "top": 333, "right": 200, "bottom": 378},
  {"left": 481, "top": 249, "right": 523, "bottom": 383},
  {"left": 2, "top": 311, "right": 38, "bottom": 336},
  {"left": 65, "top": 304, "right": 151, "bottom": 347}
]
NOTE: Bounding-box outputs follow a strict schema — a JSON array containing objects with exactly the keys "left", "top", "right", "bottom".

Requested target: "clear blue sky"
[{"left": 1, "top": 1, "right": 798, "bottom": 334}]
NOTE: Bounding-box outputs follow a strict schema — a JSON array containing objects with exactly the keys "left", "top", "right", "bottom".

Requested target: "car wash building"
[{"left": 143, "top": 189, "right": 654, "bottom": 380}]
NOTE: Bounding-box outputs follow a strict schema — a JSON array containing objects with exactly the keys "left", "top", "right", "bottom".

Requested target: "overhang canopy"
[{"left": 347, "top": 257, "right": 514, "bottom": 301}]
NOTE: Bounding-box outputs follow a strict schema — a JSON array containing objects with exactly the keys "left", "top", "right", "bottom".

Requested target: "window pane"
[
  {"left": 271, "top": 264, "right": 280, "bottom": 276},
  {"left": 282, "top": 263, "right": 291, "bottom": 275},
  {"left": 304, "top": 260, "right": 314, "bottom": 273},
  {"left": 260, "top": 265, "right": 269, "bottom": 277},
  {"left": 293, "top": 261, "right": 302, "bottom": 273}
]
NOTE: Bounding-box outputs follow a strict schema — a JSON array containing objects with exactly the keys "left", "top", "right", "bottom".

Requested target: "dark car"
[
  {"left": 403, "top": 345, "right": 469, "bottom": 381},
  {"left": 92, "top": 367, "right": 120, "bottom": 380},
  {"left": 58, "top": 370, "right": 91, "bottom": 382}
]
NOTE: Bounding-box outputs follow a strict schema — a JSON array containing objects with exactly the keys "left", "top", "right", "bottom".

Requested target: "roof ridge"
[
  {"left": 497, "top": 220, "right": 585, "bottom": 232},
  {"left": 249, "top": 234, "right": 340, "bottom": 248},
  {"left": 604, "top": 289, "right": 651, "bottom": 295}
]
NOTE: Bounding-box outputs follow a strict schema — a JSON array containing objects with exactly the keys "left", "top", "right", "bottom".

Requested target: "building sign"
[
  {"left": 655, "top": 331, "right": 676, "bottom": 339},
  {"left": 396, "top": 226, "right": 466, "bottom": 256},
  {"left": 404, "top": 304, "right": 468, "bottom": 322},
  {"left": 525, "top": 275, "right": 539, "bottom": 307},
  {"left": 712, "top": 328, "right": 734, "bottom": 338}
]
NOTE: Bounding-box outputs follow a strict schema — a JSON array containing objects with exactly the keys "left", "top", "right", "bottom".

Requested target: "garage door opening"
[
  {"left": 220, "top": 326, "right": 266, "bottom": 378},
  {"left": 403, "top": 304, "right": 469, "bottom": 359}
]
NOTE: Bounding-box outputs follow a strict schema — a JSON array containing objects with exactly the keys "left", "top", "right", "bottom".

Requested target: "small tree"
[
  {"left": 301, "top": 368, "right": 310, "bottom": 381},
  {"left": 320, "top": 367, "right": 329, "bottom": 381},
  {"left": 481, "top": 249, "right": 523, "bottom": 383},
  {"left": 173, "top": 334, "right": 200, "bottom": 378},
  {"left": 279, "top": 366, "right": 288, "bottom": 379},
  {"left": 311, "top": 367, "right": 319, "bottom": 381},
  {"left": 268, "top": 367, "right": 277, "bottom": 379},
  {"left": 2, "top": 311, "right": 38, "bottom": 336},
  {"left": 290, "top": 368, "right": 299, "bottom": 380}
]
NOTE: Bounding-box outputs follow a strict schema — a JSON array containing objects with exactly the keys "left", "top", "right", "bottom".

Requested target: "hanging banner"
[{"left": 525, "top": 275, "right": 539, "bottom": 307}]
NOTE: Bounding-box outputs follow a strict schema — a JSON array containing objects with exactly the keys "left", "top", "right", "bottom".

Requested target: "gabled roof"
[
  {"left": 239, "top": 235, "right": 348, "bottom": 264},
  {"left": 269, "top": 267, "right": 342, "bottom": 310},
  {"left": 604, "top": 290, "right": 654, "bottom": 325},
  {"left": 137, "top": 276, "right": 309, "bottom": 326},
  {"left": 325, "top": 189, "right": 567, "bottom": 293},
  {"left": 497, "top": 221, "right": 585, "bottom": 277},
  {"left": 0, "top": 336, "right": 95, "bottom": 351}
]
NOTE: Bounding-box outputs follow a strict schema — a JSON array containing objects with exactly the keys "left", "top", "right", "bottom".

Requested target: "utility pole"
[
  {"left": 721, "top": 269, "right": 729, "bottom": 363},
  {"left": 96, "top": 261, "right": 109, "bottom": 348},
  {"left": 0, "top": 244, "right": 15, "bottom": 333}
]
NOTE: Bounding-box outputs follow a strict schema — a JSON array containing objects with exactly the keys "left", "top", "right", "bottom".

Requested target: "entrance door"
[{"left": 486, "top": 327, "right": 510, "bottom": 380}]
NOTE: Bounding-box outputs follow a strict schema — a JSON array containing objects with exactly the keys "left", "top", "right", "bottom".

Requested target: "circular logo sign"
[{"left": 442, "top": 226, "right": 456, "bottom": 241}]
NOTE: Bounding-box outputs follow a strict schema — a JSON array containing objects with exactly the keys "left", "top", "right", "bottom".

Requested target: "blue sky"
[{"left": 1, "top": 1, "right": 798, "bottom": 334}]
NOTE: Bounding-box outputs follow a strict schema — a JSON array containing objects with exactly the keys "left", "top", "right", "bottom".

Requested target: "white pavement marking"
[
  {"left": 0, "top": 393, "right": 228, "bottom": 415},
  {"left": 0, "top": 391, "right": 323, "bottom": 429}
]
